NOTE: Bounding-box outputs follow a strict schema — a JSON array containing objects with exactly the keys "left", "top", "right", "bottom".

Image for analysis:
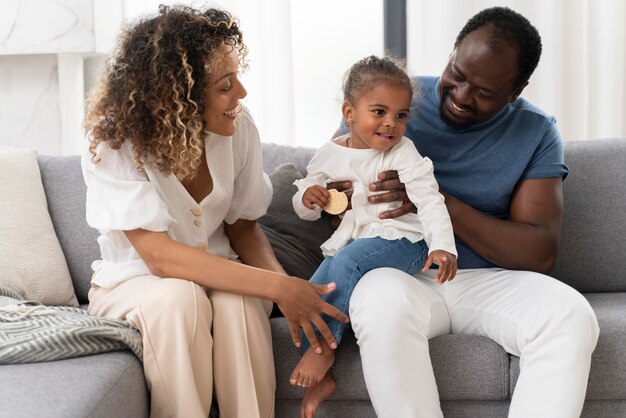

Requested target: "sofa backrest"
[
  {"left": 261, "top": 142, "right": 316, "bottom": 176},
  {"left": 260, "top": 140, "right": 626, "bottom": 293},
  {"left": 37, "top": 139, "right": 626, "bottom": 304},
  {"left": 37, "top": 155, "right": 99, "bottom": 304},
  {"left": 551, "top": 138, "right": 626, "bottom": 292}
]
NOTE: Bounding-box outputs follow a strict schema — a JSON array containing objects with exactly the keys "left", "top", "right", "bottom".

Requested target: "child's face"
[{"left": 343, "top": 83, "right": 411, "bottom": 151}]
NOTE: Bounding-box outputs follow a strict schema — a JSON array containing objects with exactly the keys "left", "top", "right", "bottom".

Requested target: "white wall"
[
  {"left": 0, "top": 54, "right": 61, "bottom": 154},
  {"left": 0, "top": 0, "right": 124, "bottom": 154}
]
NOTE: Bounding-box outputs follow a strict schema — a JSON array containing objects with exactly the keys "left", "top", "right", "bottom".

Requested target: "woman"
[{"left": 81, "top": 5, "right": 347, "bottom": 418}]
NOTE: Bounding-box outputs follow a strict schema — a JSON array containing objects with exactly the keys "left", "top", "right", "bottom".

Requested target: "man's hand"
[
  {"left": 368, "top": 170, "right": 416, "bottom": 219},
  {"left": 325, "top": 180, "right": 353, "bottom": 200},
  {"left": 422, "top": 250, "right": 457, "bottom": 285}
]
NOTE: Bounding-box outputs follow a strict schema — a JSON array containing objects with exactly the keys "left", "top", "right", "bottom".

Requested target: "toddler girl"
[{"left": 290, "top": 55, "right": 458, "bottom": 417}]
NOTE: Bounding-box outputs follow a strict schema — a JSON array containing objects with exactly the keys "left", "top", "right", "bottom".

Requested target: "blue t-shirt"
[{"left": 405, "top": 76, "right": 568, "bottom": 268}]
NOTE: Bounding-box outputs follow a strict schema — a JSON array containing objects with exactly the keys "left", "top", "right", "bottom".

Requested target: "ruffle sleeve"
[
  {"left": 291, "top": 152, "right": 331, "bottom": 221},
  {"left": 81, "top": 138, "right": 175, "bottom": 233}
]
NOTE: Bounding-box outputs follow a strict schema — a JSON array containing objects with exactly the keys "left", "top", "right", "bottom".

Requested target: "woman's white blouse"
[{"left": 81, "top": 108, "right": 272, "bottom": 288}]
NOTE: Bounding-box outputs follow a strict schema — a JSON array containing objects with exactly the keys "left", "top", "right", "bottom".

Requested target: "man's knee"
[
  {"left": 561, "top": 293, "right": 600, "bottom": 350},
  {"left": 537, "top": 283, "right": 599, "bottom": 350},
  {"left": 349, "top": 268, "right": 431, "bottom": 332}
]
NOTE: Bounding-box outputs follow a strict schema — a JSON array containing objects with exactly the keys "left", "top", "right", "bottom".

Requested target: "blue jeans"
[{"left": 301, "top": 237, "right": 428, "bottom": 351}]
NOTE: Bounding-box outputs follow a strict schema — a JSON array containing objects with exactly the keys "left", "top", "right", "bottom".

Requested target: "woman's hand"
[
  {"left": 275, "top": 277, "right": 349, "bottom": 354},
  {"left": 368, "top": 170, "right": 416, "bottom": 219},
  {"left": 422, "top": 250, "right": 457, "bottom": 285}
]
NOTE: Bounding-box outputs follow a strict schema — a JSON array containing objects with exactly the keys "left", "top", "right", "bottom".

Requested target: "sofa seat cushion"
[
  {"left": 583, "top": 292, "right": 626, "bottom": 399},
  {"left": 0, "top": 351, "right": 147, "bottom": 418},
  {"left": 271, "top": 318, "right": 511, "bottom": 401}
]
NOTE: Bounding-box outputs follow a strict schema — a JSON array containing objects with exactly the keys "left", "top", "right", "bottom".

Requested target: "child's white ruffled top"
[{"left": 292, "top": 134, "right": 457, "bottom": 257}]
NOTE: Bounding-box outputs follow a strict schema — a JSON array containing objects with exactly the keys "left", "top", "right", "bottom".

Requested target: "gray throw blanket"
[{"left": 0, "top": 286, "right": 142, "bottom": 364}]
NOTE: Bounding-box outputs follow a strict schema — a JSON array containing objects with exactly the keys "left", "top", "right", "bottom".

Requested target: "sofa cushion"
[
  {"left": 0, "top": 351, "right": 148, "bottom": 418},
  {"left": 0, "top": 149, "right": 78, "bottom": 307},
  {"left": 584, "top": 293, "right": 626, "bottom": 400},
  {"left": 259, "top": 163, "right": 334, "bottom": 281},
  {"left": 552, "top": 139, "right": 626, "bottom": 292},
  {"left": 38, "top": 155, "right": 100, "bottom": 304},
  {"left": 262, "top": 142, "right": 316, "bottom": 177}
]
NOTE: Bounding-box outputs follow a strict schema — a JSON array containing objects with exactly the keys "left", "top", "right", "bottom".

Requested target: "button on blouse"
[{"left": 81, "top": 107, "right": 273, "bottom": 288}]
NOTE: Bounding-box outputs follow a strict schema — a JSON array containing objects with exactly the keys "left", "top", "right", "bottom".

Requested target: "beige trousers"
[{"left": 88, "top": 275, "right": 275, "bottom": 418}]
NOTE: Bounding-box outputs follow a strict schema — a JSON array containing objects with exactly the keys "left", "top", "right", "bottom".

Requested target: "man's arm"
[
  {"left": 370, "top": 174, "right": 564, "bottom": 273},
  {"left": 443, "top": 177, "right": 563, "bottom": 273}
]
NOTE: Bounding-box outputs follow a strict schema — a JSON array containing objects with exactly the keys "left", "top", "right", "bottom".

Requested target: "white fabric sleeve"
[
  {"left": 292, "top": 178, "right": 323, "bottom": 221},
  {"left": 81, "top": 138, "right": 174, "bottom": 232},
  {"left": 396, "top": 143, "right": 457, "bottom": 256},
  {"left": 291, "top": 147, "right": 332, "bottom": 221},
  {"left": 225, "top": 108, "right": 273, "bottom": 224}
]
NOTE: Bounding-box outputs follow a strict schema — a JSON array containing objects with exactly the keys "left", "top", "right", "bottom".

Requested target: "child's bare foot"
[
  {"left": 300, "top": 372, "right": 336, "bottom": 418},
  {"left": 290, "top": 340, "right": 335, "bottom": 387}
]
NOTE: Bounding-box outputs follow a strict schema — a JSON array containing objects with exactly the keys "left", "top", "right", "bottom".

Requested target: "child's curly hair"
[
  {"left": 85, "top": 5, "right": 247, "bottom": 181},
  {"left": 342, "top": 55, "right": 415, "bottom": 105}
]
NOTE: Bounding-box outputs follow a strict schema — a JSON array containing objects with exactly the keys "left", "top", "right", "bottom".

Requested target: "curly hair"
[
  {"left": 342, "top": 55, "right": 416, "bottom": 104},
  {"left": 85, "top": 5, "right": 248, "bottom": 181},
  {"left": 454, "top": 7, "right": 542, "bottom": 88}
]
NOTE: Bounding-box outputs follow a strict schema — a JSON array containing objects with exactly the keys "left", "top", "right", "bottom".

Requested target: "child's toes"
[{"left": 289, "top": 371, "right": 300, "bottom": 386}]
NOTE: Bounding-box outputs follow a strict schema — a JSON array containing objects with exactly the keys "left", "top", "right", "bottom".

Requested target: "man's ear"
[
  {"left": 342, "top": 101, "right": 354, "bottom": 124},
  {"left": 510, "top": 81, "right": 529, "bottom": 102}
]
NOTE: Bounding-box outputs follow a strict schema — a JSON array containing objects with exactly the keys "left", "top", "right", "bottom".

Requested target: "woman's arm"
[
  {"left": 124, "top": 228, "right": 348, "bottom": 353},
  {"left": 224, "top": 219, "right": 285, "bottom": 273}
]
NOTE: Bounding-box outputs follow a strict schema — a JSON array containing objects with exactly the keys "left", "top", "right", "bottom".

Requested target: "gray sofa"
[{"left": 0, "top": 138, "right": 624, "bottom": 418}]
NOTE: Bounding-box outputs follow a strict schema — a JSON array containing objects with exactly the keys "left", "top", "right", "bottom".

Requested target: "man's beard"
[{"left": 439, "top": 90, "right": 476, "bottom": 130}]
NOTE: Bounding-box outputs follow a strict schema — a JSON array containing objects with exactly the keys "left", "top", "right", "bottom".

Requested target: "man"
[{"left": 342, "top": 7, "right": 598, "bottom": 418}]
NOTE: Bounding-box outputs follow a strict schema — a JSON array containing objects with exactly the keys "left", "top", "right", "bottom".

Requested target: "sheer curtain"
[
  {"left": 121, "top": 0, "right": 383, "bottom": 147},
  {"left": 119, "top": 0, "right": 296, "bottom": 145},
  {"left": 3, "top": 1, "right": 624, "bottom": 155},
  {"left": 406, "top": 0, "right": 626, "bottom": 141},
  {"left": 230, "top": 0, "right": 384, "bottom": 147}
]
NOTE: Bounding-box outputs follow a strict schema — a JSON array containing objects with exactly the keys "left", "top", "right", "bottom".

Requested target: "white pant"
[{"left": 349, "top": 268, "right": 599, "bottom": 418}]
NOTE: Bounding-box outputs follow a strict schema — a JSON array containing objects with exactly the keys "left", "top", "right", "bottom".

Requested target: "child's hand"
[
  {"left": 422, "top": 250, "right": 457, "bottom": 285},
  {"left": 302, "top": 185, "right": 331, "bottom": 210}
]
